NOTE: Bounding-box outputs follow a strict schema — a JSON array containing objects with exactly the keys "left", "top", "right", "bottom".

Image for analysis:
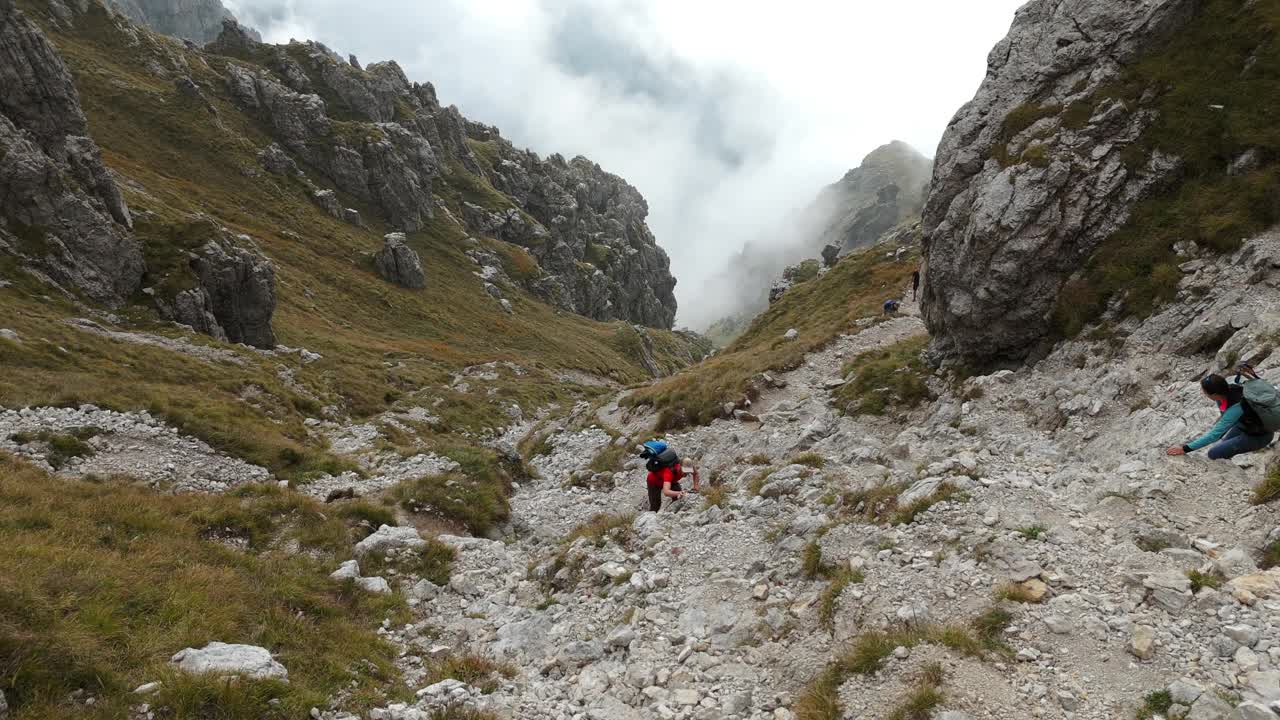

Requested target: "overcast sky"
[{"left": 228, "top": 0, "right": 1026, "bottom": 327}]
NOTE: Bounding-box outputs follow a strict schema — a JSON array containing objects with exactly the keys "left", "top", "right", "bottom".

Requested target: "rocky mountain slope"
[
  {"left": 9, "top": 2, "right": 1280, "bottom": 720},
  {"left": 106, "top": 0, "right": 258, "bottom": 44},
  {"left": 702, "top": 141, "right": 929, "bottom": 342},
  {"left": 922, "top": 0, "right": 1280, "bottom": 367}
]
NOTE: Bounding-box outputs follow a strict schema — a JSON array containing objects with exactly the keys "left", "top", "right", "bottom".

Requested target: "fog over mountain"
[{"left": 226, "top": 0, "right": 1025, "bottom": 326}]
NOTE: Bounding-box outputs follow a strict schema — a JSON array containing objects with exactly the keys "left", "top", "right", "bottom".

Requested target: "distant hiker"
[
  {"left": 912, "top": 269, "right": 920, "bottom": 301},
  {"left": 640, "top": 440, "right": 699, "bottom": 512},
  {"left": 883, "top": 299, "right": 900, "bottom": 316},
  {"left": 1166, "top": 368, "right": 1280, "bottom": 460}
]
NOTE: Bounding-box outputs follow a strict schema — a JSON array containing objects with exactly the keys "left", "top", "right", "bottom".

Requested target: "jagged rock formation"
[
  {"left": 162, "top": 234, "right": 276, "bottom": 348},
  {"left": 106, "top": 0, "right": 258, "bottom": 44},
  {"left": 207, "top": 22, "right": 677, "bottom": 328},
  {"left": 375, "top": 232, "right": 426, "bottom": 289},
  {"left": 921, "top": 0, "right": 1196, "bottom": 365},
  {"left": 0, "top": 0, "right": 143, "bottom": 305},
  {"left": 698, "top": 141, "right": 930, "bottom": 333}
]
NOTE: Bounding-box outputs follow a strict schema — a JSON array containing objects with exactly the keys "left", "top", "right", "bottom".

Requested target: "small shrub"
[
  {"left": 747, "top": 468, "right": 772, "bottom": 496},
  {"left": 1187, "top": 569, "right": 1225, "bottom": 592},
  {"left": 746, "top": 454, "right": 770, "bottom": 465},
  {"left": 1134, "top": 689, "right": 1173, "bottom": 720}
]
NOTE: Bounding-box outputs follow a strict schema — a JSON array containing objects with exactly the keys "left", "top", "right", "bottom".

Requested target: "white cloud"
[{"left": 229, "top": 0, "right": 1025, "bottom": 327}]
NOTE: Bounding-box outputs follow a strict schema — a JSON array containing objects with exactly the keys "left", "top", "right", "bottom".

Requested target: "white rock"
[
  {"left": 329, "top": 560, "right": 361, "bottom": 581},
  {"left": 171, "top": 642, "right": 288, "bottom": 680},
  {"left": 356, "top": 576, "right": 392, "bottom": 594},
  {"left": 353, "top": 525, "right": 426, "bottom": 556},
  {"left": 133, "top": 682, "right": 161, "bottom": 695}
]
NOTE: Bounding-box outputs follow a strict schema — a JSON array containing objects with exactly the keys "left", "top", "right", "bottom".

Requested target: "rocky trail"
[{"left": 9, "top": 238, "right": 1280, "bottom": 720}]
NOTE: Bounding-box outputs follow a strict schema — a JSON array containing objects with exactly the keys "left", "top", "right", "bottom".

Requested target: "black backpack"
[{"left": 645, "top": 447, "right": 680, "bottom": 473}]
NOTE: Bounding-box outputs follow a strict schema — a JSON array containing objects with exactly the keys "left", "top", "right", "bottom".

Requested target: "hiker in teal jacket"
[{"left": 1166, "top": 374, "right": 1274, "bottom": 460}]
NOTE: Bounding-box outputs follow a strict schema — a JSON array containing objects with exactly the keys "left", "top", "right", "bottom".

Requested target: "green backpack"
[{"left": 1239, "top": 365, "right": 1280, "bottom": 432}]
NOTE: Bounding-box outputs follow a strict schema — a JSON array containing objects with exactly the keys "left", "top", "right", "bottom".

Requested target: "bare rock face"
[
  {"left": 167, "top": 235, "right": 276, "bottom": 348},
  {"left": 208, "top": 24, "right": 678, "bottom": 329},
  {"left": 0, "top": 0, "right": 144, "bottom": 305},
  {"left": 108, "top": 0, "right": 259, "bottom": 44},
  {"left": 374, "top": 232, "right": 426, "bottom": 289},
  {"left": 921, "top": 0, "right": 1196, "bottom": 365}
]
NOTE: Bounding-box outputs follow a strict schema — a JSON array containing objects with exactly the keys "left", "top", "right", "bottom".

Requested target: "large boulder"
[
  {"left": 171, "top": 642, "right": 288, "bottom": 680},
  {"left": 0, "top": 0, "right": 144, "bottom": 305},
  {"left": 374, "top": 232, "right": 426, "bottom": 289},
  {"left": 921, "top": 0, "right": 1196, "bottom": 364}
]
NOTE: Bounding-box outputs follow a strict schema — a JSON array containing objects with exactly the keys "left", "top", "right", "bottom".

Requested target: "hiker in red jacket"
[{"left": 640, "top": 441, "right": 698, "bottom": 512}]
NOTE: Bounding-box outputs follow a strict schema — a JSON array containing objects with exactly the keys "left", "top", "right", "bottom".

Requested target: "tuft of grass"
[
  {"left": 564, "top": 512, "right": 635, "bottom": 549},
  {"left": 885, "top": 680, "right": 945, "bottom": 720},
  {"left": 746, "top": 454, "right": 771, "bottom": 465},
  {"left": 702, "top": 483, "right": 731, "bottom": 509},
  {"left": 424, "top": 653, "right": 516, "bottom": 694},
  {"left": 1251, "top": 464, "right": 1280, "bottom": 505},
  {"left": 1261, "top": 540, "right": 1280, "bottom": 570},
  {"left": 816, "top": 567, "right": 865, "bottom": 631},
  {"left": 970, "top": 606, "right": 1014, "bottom": 652},
  {"left": 1016, "top": 525, "right": 1047, "bottom": 541},
  {"left": 840, "top": 483, "right": 906, "bottom": 524},
  {"left": 1187, "top": 569, "right": 1225, "bottom": 592},
  {"left": 588, "top": 442, "right": 628, "bottom": 473},
  {"left": 0, "top": 453, "right": 406, "bottom": 719},
  {"left": 1134, "top": 689, "right": 1173, "bottom": 720},
  {"left": 792, "top": 453, "right": 827, "bottom": 469},
  {"left": 890, "top": 483, "right": 964, "bottom": 526},
  {"left": 802, "top": 541, "right": 829, "bottom": 580},
  {"left": 833, "top": 336, "right": 934, "bottom": 416}
]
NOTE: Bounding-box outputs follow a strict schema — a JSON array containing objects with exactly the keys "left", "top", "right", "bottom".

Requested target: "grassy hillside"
[
  {"left": 1, "top": 0, "right": 704, "bottom": 477},
  {"left": 0, "top": 453, "right": 412, "bottom": 719},
  {"left": 1053, "top": 0, "right": 1280, "bottom": 336},
  {"left": 625, "top": 235, "right": 918, "bottom": 429}
]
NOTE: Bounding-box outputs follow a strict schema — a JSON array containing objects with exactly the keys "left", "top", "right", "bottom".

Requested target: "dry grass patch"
[
  {"left": 424, "top": 653, "right": 516, "bottom": 694},
  {"left": 833, "top": 335, "right": 934, "bottom": 416},
  {"left": 565, "top": 512, "right": 636, "bottom": 549},
  {"left": 0, "top": 454, "right": 406, "bottom": 720}
]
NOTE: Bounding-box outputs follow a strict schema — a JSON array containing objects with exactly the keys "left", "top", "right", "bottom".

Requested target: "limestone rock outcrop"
[
  {"left": 208, "top": 23, "right": 677, "bottom": 328},
  {"left": 375, "top": 232, "right": 426, "bottom": 289},
  {"left": 0, "top": 0, "right": 144, "bottom": 305},
  {"left": 921, "top": 0, "right": 1196, "bottom": 365},
  {"left": 107, "top": 0, "right": 258, "bottom": 44},
  {"left": 165, "top": 235, "right": 276, "bottom": 349}
]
